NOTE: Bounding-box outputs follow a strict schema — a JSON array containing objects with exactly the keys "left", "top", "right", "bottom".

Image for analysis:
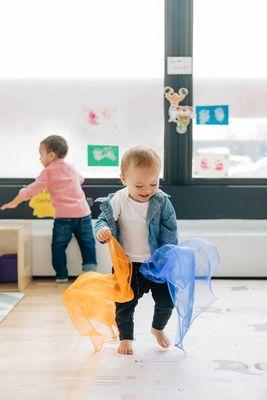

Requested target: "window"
[
  {"left": 193, "top": 0, "right": 267, "bottom": 179},
  {"left": 2, "top": 0, "right": 267, "bottom": 220},
  {"left": 0, "top": 0, "right": 164, "bottom": 179}
]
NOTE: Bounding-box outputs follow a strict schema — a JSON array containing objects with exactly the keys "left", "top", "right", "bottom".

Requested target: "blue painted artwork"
[{"left": 196, "top": 105, "right": 229, "bottom": 125}]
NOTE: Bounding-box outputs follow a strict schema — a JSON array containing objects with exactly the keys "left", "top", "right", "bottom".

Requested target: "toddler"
[
  {"left": 1, "top": 135, "right": 97, "bottom": 282},
  {"left": 95, "top": 146, "right": 178, "bottom": 354}
]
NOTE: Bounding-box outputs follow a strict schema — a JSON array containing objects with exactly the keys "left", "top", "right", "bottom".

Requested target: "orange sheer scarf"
[{"left": 62, "top": 235, "right": 133, "bottom": 352}]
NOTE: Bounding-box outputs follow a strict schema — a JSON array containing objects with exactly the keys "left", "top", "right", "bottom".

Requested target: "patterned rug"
[{"left": 0, "top": 292, "right": 24, "bottom": 322}]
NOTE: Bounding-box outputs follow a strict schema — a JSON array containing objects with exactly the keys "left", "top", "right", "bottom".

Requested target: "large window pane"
[
  {"left": 193, "top": 0, "right": 267, "bottom": 178},
  {"left": 0, "top": 0, "right": 164, "bottom": 178}
]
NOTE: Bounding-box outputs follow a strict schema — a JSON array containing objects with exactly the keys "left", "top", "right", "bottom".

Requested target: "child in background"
[
  {"left": 0, "top": 135, "right": 97, "bottom": 282},
  {"left": 95, "top": 146, "right": 178, "bottom": 355}
]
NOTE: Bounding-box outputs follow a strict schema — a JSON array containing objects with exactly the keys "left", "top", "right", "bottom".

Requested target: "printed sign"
[
  {"left": 196, "top": 105, "right": 229, "bottom": 125},
  {"left": 87, "top": 145, "right": 119, "bottom": 167},
  {"left": 167, "top": 57, "right": 192, "bottom": 75}
]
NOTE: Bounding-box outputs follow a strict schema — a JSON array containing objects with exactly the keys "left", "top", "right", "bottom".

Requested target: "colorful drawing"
[
  {"left": 198, "top": 109, "right": 210, "bottom": 125},
  {"left": 164, "top": 87, "right": 193, "bottom": 134},
  {"left": 87, "top": 145, "right": 119, "bottom": 167},
  {"left": 200, "top": 159, "right": 211, "bottom": 170},
  {"left": 196, "top": 105, "right": 229, "bottom": 125},
  {"left": 88, "top": 110, "right": 100, "bottom": 126},
  {"left": 175, "top": 105, "right": 194, "bottom": 134},
  {"left": 87, "top": 108, "right": 116, "bottom": 129},
  {"left": 29, "top": 189, "right": 55, "bottom": 218},
  {"left": 215, "top": 160, "right": 224, "bottom": 171},
  {"left": 194, "top": 148, "right": 230, "bottom": 178}
]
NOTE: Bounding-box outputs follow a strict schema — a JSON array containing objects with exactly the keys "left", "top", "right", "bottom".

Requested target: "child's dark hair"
[{"left": 41, "top": 135, "right": 68, "bottom": 158}]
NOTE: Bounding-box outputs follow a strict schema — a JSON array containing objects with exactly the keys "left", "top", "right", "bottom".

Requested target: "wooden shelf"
[{"left": 0, "top": 222, "right": 32, "bottom": 292}]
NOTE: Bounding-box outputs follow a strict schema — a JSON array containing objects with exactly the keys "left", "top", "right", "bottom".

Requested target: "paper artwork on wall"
[
  {"left": 164, "top": 87, "right": 193, "bottom": 134},
  {"left": 86, "top": 108, "right": 116, "bottom": 130},
  {"left": 196, "top": 105, "right": 229, "bottom": 125},
  {"left": 194, "top": 147, "right": 230, "bottom": 178},
  {"left": 87, "top": 145, "right": 119, "bottom": 167},
  {"left": 29, "top": 189, "right": 55, "bottom": 218},
  {"left": 167, "top": 57, "right": 192, "bottom": 75}
]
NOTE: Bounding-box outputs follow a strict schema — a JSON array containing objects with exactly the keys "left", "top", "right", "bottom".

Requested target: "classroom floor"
[{"left": 0, "top": 279, "right": 266, "bottom": 400}]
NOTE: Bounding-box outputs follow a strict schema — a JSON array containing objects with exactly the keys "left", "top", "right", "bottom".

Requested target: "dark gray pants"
[{"left": 115, "top": 262, "right": 174, "bottom": 340}]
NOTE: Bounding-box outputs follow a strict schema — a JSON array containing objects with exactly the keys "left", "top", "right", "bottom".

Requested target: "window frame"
[{"left": 162, "top": 0, "right": 267, "bottom": 219}]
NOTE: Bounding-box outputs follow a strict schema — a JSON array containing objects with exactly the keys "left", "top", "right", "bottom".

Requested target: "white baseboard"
[{"left": 2, "top": 219, "right": 267, "bottom": 277}]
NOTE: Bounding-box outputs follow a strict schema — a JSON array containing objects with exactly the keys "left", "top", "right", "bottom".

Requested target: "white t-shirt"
[{"left": 110, "top": 188, "right": 151, "bottom": 262}]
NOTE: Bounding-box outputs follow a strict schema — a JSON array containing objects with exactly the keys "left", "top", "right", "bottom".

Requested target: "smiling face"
[{"left": 120, "top": 164, "right": 160, "bottom": 203}]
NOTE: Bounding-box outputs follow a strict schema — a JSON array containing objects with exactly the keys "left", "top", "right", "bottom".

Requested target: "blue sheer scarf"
[{"left": 140, "top": 238, "right": 220, "bottom": 350}]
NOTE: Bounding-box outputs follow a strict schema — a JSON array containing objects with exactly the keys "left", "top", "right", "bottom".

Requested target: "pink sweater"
[{"left": 19, "top": 159, "right": 91, "bottom": 218}]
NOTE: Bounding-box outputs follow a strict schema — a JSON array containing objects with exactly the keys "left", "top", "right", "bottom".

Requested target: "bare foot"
[
  {"left": 117, "top": 340, "right": 133, "bottom": 355},
  {"left": 151, "top": 327, "right": 171, "bottom": 349}
]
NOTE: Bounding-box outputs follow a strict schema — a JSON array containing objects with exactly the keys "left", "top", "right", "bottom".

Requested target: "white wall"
[{"left": 2, "top": 219, "right": 266, "bottom": 278}]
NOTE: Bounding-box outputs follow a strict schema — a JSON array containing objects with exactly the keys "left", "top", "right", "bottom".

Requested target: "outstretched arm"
[
  {"left": 1, "top": 194, "right": 25, "bottom": 210},
  {"left": 1, "top": 169, "right": 48, "bottom": 211}
]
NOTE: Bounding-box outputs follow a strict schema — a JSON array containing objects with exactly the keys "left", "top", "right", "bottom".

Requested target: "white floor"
[
  {"left": 1, "top": 279, "right": 267, "bottom": 400},
  {"left": 83, "top": 280, "right": 267, "bottom": 400}
]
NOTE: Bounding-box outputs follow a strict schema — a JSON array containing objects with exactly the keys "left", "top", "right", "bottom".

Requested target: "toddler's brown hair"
[
  {"left": 41, "top": 135, "right": 68, "bottom": 158},
  {"left": 121, "top": 146, "right": 161, "bottom": 176}
]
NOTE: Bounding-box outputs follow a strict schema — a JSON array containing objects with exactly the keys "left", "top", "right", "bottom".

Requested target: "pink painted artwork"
[
  {"left": 200, "top": 159, "right": 211, "bottom": 170},
  {"left": 215, "top": 160, "right": 224, "bottom": 171},
  {"left": 88, "top": 110, "right": 100, "bottom": 126},
  {"left": 86, "top": 108, "right": 116, "bottom": 129},
  {"left": 195, "top": 150, "right": 229, "bottom": 177},
  {"left": 103, "top": 108, "right": 112, "bottom": 119}
]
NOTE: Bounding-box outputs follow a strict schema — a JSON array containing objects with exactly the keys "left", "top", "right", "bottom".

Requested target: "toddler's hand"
[
  {"left": 97, "top": 227, "right": 111, "bottom": 242},
  {"left": 0, "top": 195, "right": 23, "bottom": 211},
  {"left": 0, "top": 201, "right": 18, "bottom": 211}
]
